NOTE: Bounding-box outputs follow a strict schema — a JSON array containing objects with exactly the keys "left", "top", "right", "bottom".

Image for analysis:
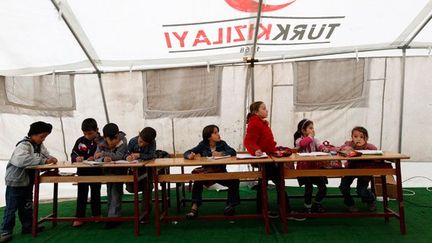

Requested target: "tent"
[{"left": 1, "top": 0, "right": 432, "bottom": 204}]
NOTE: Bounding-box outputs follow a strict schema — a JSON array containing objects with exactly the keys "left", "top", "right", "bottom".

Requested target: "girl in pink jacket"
[{"left": 294, "top": 119, "right": 328, "bottom": 213}]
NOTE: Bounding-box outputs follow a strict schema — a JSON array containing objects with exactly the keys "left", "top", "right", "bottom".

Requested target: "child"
[
  {"left": 1, "top": 121, "right": 57, "bottom": 242},
  {"left": 71, "top": 118, "right": 104, "bottom": 227},
  {"left": 94, "top": 123, "right": 128, "bottom": 229},
  {"left": 294, "top": 119, "right": 328, "bottom": 213},
  {"left": 244, "top": 101, "right": 301, "bottom": 220},
  {"left": 126, "top": 127, "right": 157, "bottom": 161},
  {"left": 339, "top": 126, "right": 384, "bottom": 212},
  {"left": 184, "top": 125, "right": 239, "bottom": 219}
]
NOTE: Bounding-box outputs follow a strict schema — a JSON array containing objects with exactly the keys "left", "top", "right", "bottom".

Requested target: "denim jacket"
[
  {"left": 184, "top": 140, "right": 236, "bottom": 170},
  {"left": 127, "top": 136, "right": 156, "bottom": 161}
]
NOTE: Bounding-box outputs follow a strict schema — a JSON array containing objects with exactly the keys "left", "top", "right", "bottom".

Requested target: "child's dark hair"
[
  {"left": 102, "top": 123, "right": 119, "bottom": 139},
  {"left": 202, "top": 125, "right": 219, "bottom": 141},
  {"left": 352, "top": 126, "right": 368, "bottom": 139},
  {"left": 139, "top": 127, "right": 157, "bottom": 143},
  {"left": 293, "top": 119, "right": 314, "bottom": 146},
  {"left": 28, "top": 121, "right": 53, "bottom": 137},
  {"left": 246, "top": 101, "right": 264, "bottom": 123},
  {"left": 81, "top": 118, "right": 98, "bottom": 132}
]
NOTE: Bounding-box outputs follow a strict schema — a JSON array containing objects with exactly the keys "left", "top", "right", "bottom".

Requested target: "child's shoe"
[
  {"left": 72, "top": 220, "right": 84, "bottom": 227},
  {"left": 303, "top": 204, "right": 312, "bottom": 214},
  {"left": 0, "top": 232, "right": 12, "bottom": 243},
  {"left": 223, "top": 204, "right": 236, "bottom": 216},
  {"left": 367, "top": 202, "right": 377, "bottom": 212},
  {"left": 185, "top": 208, "right": 198, "bottom": 219},
  {"left": 311, "top": 202, "right": 326, "bottom": 213}
]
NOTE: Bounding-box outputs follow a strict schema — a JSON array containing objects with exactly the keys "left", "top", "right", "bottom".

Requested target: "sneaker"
[
  {"left": 0, "top": 232, "right": 12, "bottom": 243},
  {"left": 303, "top": 207, "right": 312, "bottom": 214},
  {"left": 287, "top": 211, "right": 306, "bottom": 221},
  {"left": 347, "top": 205, "right": 358, "bottom": 212},
  {"left": 185, "top": 209, "right": 198, "bottom": 219},
  {"left": 21, "top": 226, "right": 45, "bottom": 235},
  {"left": 367, "top": 202, "right": 377, "bottom": 212},
  {"left": 223, "top": 204, "right": 236, "bottom": 216},
  {"left": 311, "top": 203, "right": 326, "bottom": 213},
  {"left": 72, "top": 220, "right": 84, "bottom": 227}
]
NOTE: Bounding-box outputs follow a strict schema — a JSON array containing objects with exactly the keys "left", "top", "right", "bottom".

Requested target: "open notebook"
[
  {"left": 207, "top": 155, "right": 231, "bottom": 160},
  {"left": 83, "top": 160, "right": 138, "bottom": 165},
  {"left": 236, "top": 153, "right": 268, "bottom": 159},
  {"left": 298, "top": 152, "right": 331, "bottom": 156},
  {"left": 355, "top": 150, "right": 384, "bottom": 155}
]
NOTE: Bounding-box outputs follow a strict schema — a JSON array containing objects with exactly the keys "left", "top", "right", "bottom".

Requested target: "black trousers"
[
  {"left": 75, "top": 168, "right": 102, "bottom": 217},
  {"left": 191, "top": 179, "right": 240, "bottom": 207}
]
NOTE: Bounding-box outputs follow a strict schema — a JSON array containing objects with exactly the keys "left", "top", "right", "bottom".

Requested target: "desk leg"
[
  {"left": 181, "top": 166, "right": 186, "bottom": 207},
  {"left": 279, "top": 163, "right": 287, "bottom": 233},
  {"left": 142, "top": 170, "right": 151, "bottom": 224},
  {"left": 53, "top": 181, "right": 58, "bottom": 227},
  {"left": 133, "top": 168, "right": 140, "bottom": 236},
  {"left": 162, "top": 182, "right": 168, "bottom": 216},
  {"left": 381, "top": 175, "right": 389, "bottom": 223},
  {"left": 32, "top": 170, "right": 40, "bottom": 237},
  {"left": 395, "top": 160, "right": 406, "bottom": 234},
  {"left": 153, "top": 168, "right": 161, "bottom": 236},
  {"left": 176, "top": 183, "right": 181, "bottom": 213},
  {"left": 260, "top": 164, "right": 270, "bottom": 234}
]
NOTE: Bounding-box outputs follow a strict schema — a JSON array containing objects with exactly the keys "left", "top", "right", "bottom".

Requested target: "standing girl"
[
  {"left": 244, "top": 101, "right": 298, "bottom": 219},
  {"left": 294, "top": 119, "right": 328, "bottom": 213}
]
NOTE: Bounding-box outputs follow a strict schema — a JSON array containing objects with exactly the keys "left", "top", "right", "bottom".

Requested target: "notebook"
[
  {"left": 113, "top": 160, "right": 139, "bottom": 164},
  {"left": 207, "top": 155, "right": 231, "bottom": 160},
  {"left": 298, "top": 152, "right": 331, "bottom": 157},
  {"left": 355, "top": 150, "right": 384, "bottom": 155},
  {"left": 83, "top": 161, "right": 104, "bottom": 166},
  {"left": 236, "top": 153, "right": 268, "bottom": 159}
]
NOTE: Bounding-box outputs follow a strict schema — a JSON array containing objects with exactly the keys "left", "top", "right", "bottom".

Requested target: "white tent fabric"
[
  {"left": 1, "top": 0, "right": 432, "bottom": 205},
  {"left": 1, "top": 0, "right": 432, "bottom": 75},
  {"left": 1, "top": 57, "right": 432, "bottom": 162}
]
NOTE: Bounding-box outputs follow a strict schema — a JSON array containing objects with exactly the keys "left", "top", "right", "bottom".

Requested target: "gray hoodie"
[
  {"left": 95, "top": 132, "right": 128, "bottom": 162},
  {"left": 5, "top": 137, "right": 53, "bottom": 187}
]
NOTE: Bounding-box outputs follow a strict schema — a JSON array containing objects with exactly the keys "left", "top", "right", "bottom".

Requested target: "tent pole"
[
  {"left": 379, "top": 58, "right": 388, "bottom": 149},
  {"left": 98, "top": 73, "right": 110, "bottom": 123},
  {"left": 402, "top": 13, "right": 432, "bottom": 48},
  {"left": 248, "top": 0, "right": 264, "bottom": 103},
  {"left": 51, "top": 0, "right": 100, "bottom": 74},
  {"left": 398, "top": 49, "right": 407, "bottom": 153}
]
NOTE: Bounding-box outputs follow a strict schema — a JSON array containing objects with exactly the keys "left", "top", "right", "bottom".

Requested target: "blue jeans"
[
  {"left": 339, "top": 176, "right": 375, "bottom": 206},
  {"left": 1, "top": 186, "right": 33, "bottom": 234}
]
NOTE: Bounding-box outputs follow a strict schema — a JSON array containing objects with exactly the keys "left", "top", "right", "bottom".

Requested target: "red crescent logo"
[{"left": 225, "top": 0, "right": 295, "bottom": 12}]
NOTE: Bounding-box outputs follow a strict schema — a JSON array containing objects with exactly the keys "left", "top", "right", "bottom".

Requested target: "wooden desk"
[
  {"left": 27, "top": 161, "right": 149, "bottom": 237},
  {"left": 273, "top": 152, "right": 410, "bottom": 234},
  {"left": 145, "top": 156, "right": 275, "bottom": 236}
]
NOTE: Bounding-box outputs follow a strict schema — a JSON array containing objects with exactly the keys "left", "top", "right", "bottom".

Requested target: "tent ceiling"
[{"left": 1, "top": 0, "right": 432, "bottom": 75}]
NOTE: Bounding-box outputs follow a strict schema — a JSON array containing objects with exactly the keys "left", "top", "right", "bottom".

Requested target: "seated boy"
[
  {"left": 1, "top": 121, "right": 57, "bottom": 242},
  {"left": 126, "top": 127, "right": 157, "bottom": 161},
  {"left": 94, "top": 123, "right": 127, "bottom": 229}
]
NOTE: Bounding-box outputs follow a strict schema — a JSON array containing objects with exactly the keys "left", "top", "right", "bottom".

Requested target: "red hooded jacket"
[{"left": 244, "top": 115, "right": 277, "bottom": 155}]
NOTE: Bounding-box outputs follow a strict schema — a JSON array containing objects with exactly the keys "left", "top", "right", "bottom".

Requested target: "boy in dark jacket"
[
  {"left": 127, "top": 127, "right": 157, "bottom": 161},
  {"left": 71, "top": 118, "right": 103, "bottom": 227}
]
